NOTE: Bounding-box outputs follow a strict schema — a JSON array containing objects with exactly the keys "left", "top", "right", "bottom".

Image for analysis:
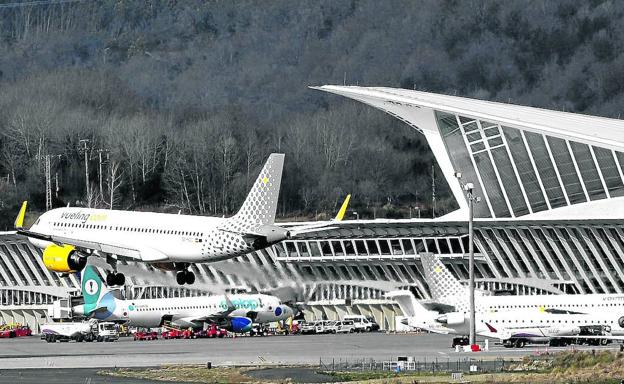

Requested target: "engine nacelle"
[
  {"left": 436, "top": 312, "right": 465, "bottom": 326},
  {"left": 42, "top": 244, "right": 87, "bottom": 273},
  {"left": 221, "top": 317, "right": 253, "bottom": 333},
  {"left": 251, "top": 225, "right": 290, "bottom": 248}
]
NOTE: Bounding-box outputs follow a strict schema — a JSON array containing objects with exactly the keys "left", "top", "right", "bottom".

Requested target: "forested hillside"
[{"left": 0, "top": 0, "right": 623, "bottom": 228}]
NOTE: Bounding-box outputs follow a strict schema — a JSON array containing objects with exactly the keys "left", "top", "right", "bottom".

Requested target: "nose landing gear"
[{"left": 176, "top": 269, "right": 195, "bottom": 285}]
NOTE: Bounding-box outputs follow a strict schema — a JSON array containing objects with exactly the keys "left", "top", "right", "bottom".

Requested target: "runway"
[{"left": 0, "top": 332, "right": 620, "bottom": 370}]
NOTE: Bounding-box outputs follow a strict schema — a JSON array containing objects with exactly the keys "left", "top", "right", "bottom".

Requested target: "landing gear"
[
  {"left": 106, "top": 272, "right": 125, "bottom": 286},
  {"left": 176, "top": 269, "right": 195, "bottom": 285},
  {"left": 105, "top": 254, "right": 125, "bottom": 286}
]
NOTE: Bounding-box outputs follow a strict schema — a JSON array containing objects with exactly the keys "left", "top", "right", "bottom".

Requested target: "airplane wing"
[
  {"left": 187, "top": 295, "right": 239, "bottom": 324},
  {"left": 419, "top": 300, "right": 456, "bottom": 314},
  {"left": 16, "top": 228, "right": 166, "bottom": 262}
]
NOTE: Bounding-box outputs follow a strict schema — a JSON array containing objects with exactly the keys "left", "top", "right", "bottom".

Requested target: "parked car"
[
  {"left": 300, "top": 321, "right": 318, "bottom": 335},
  {"left": 133, "top": 331, "right": 158, "bottom": 341}
]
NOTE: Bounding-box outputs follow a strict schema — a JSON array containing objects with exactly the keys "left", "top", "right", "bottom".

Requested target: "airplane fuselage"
[
  {"left": 76, "top": 292, "right": 292, "bottom": 329},
  {"left": 30, "top": 207, "right": 255, "bottom": 263},
  {"left": 438, "top": 310, "right": 624, "bottom": 341}
]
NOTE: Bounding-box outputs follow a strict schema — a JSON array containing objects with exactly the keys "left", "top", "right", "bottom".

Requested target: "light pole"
[
  {"left": 465, "top": 182, "right": 476, "bottom": 346},
  {"left": 455, "top": 172, "right": 479, "bottom": 346}
]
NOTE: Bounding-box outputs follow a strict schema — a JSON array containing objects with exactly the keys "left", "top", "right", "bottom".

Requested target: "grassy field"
[{"left": 98, "top": 350, "right": 624, "bottom": 383}]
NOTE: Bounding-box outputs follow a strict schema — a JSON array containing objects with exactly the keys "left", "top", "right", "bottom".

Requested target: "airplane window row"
[
  {"left": 52, "top": 222, "right": 203, "bottom": 237},
  {"left": 136, "top": 304, "right": 219, "bottom": 311},
  {"left": 482, "top": 319, "right": 615, "bottom": 324},
  {"left": 489, "top": 303, "right": 622, "bottom": 309},
  {"left": 135, "top": 304, "right": 251, "bottom": 312}
]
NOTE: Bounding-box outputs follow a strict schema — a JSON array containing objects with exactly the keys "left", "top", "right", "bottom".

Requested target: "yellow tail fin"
[
  {"left": 14, "top": 201, "right": 27, "bottom": 229},
  {"left": 334, "top": 194, "right": 351, "bottom": 221}
]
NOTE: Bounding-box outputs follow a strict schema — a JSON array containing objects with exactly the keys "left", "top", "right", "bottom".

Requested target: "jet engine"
[
  {"left": 435, "top": 312, "right": 465, "bottom": 325},
  {"left": 42, "top": 244, "right": 87, "bottom": 273},
  {"left": 220, "top": 317, "right": 253, "bottom": 333}
]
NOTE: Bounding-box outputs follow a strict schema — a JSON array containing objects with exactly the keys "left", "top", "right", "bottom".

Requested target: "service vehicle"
[
  {"left": 133, "top": 331, "right": 158, "bottom": 341},
  {"left": 162, "top": 328, "right": 193, "bottom": 339},
  {"left": 343, "top": 315, "right": 376, "bottom": 332},
  {"left": 41, "top": 320, "right": 95, "bottom": 342},
  {"left": 0, "top": 325, "right": 31, "bottom": 338},
  {"left": 332, "top": 320, "right": 356, "bottom": 333},
  {"left": 41, "top": 320, "right": 119, "bottom": 343},
  {"left": 96, "top": 322, "right": 119, "bottom": 342},
  {"left": 195, "top": 324, "right": 228, "bottom": 338},
  {"left": 300, "top": 321, "right": 318, "bottom": 335},
  {"left": 315, "top": 320, "right": 334, "bottom": 334}
]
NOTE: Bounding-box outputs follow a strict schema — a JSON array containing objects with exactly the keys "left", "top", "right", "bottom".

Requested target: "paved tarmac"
[{"left": 0, "top": 332, "right": 620, "bottom": 370}]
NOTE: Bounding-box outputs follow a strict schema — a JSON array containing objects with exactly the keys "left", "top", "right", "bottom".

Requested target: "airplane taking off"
[
  {"left": 14, "top": 154, "right": 300, "bottom": 286},
  {"left": 73, "top": 266, "right": 293, "bottom": 331}
]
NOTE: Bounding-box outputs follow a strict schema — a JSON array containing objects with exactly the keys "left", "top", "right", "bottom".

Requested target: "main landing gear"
[
  {"left": 176, "top": 269, "right": 195, "bottom": 285},
  {"left": 106, "top": 272, "right": 125, "bottom": 286},
  {"left": 105, "top": 254, "right": 125, "bottom": 286}
]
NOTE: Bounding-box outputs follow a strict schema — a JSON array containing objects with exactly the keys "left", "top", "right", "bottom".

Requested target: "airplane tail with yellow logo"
[
  {"left": 420, "top": 253, "right": 470, "bottom": 312},
  {"left": 229, "top": 153, "right": 285, "bottom": 231}
]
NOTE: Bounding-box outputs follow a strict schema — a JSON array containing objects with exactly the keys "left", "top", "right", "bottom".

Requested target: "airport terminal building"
[{"left": 2, "top": 86, "right": 624, "bottom": 331}]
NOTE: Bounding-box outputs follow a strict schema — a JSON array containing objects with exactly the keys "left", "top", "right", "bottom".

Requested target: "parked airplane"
[
  {"left": 419, "top": 253, "right": 624, "bottom": 316},
  {"left": 389, "top": 287, "right": 624, "bottom": 347},
  {"left": 410, "top": 254, "right": 624, "bottom": 347},
  {"left": 386, "top": 290, "right": 452, "bottom": 334},
  {"left": 73, "top": 265, "right": 293, "bottom": 332},
  {"left": 14, "top": 153, "right": 319, "bottom": 286}
]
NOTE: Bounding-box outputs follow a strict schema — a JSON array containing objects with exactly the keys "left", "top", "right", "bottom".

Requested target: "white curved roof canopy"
[{"left": 312, "top": 85, "right": 624, "bottom": 152}]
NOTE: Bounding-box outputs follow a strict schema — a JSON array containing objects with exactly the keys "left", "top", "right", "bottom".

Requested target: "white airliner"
[
  {"left": 389, "top": 289, "right": 624, "bottom": 347},
  {"left": 391, "top": 254, "right": 624, "bottom": 347},
  {"left": 435, "top": 309, "right": 624, "bottom": 347},
  {"left": 73, "top": 265, "right": 293, "bottom": 332},
  {"left": 14, "top": 153, "right": 313, "bottom": 286},
  {"left": 419, "top": 253, "right": 624, "bottom": 317}
]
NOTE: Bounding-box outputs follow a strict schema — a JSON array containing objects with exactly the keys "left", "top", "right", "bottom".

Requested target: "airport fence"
[{"left": 318, "top": 356, "right": 508, "bottom": 374}]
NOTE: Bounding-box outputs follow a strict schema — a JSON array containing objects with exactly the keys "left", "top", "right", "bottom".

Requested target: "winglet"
[
  {"left": 14, "top": 201, "right": 27, "bottom": 229},
  {"left": 335, "top": 194, "right": 351, "bottom": 221}
]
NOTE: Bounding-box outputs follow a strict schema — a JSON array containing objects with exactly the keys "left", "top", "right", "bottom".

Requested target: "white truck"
[{"left": 41, "top": 319, "right": 119, "bottom": 342}]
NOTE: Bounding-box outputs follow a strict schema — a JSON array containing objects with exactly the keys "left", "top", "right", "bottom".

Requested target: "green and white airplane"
[{"left": 73, "top": 265, "right": 293, "bottom": 332}]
